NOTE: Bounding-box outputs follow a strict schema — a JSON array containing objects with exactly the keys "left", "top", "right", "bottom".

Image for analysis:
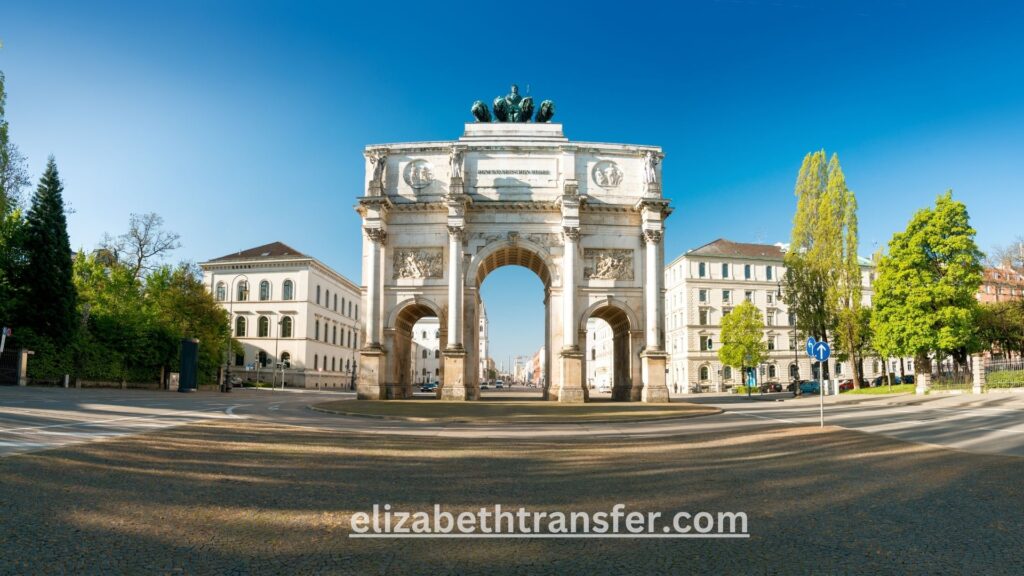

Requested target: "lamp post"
[{"left": 223, "top": 274, "right": 249, "bottom": 393}]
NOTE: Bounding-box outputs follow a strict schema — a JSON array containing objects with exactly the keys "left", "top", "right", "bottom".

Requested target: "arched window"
[
  {"left": 341, "top": 297, "right": 346, "bottom": 315},
  {"left": 326, "top": 289, "right": 330, "bottom": 308},
  {"left": 768, "top": 364, "right": 777, "bottom": 378},
  {"left": 259, "top": 280, "right": 271, "bottom": 301},
  {"left": 331, "top": 357, "right": 336, "bottom": 371},
  {"left": 283, "top": 280, "right": 294, "bottom": 301},
  {"left": 699, "top": 366, "right": 710, "bottom": 381},
  {"left": 316, "top": 285, "right": 321, "bottom": 305},
  {"left": 591, "top": 348, "right": 597, "bottom": 361},
  {"left": 315, "top": 320, "right": 320, "bottom": 340},
  {"left": 280, "top": 317, "right": 293, "bottom": 338},
  {"left": 422, "top": 349, "right": 428, "bottom": 359},
  {"left": 258, "top": 316, "right": 270, "bottom": 337},
  {"left": 235, "top": 316, "right": 246, "bottom": 337},
  {"left": 434, "top": 349, "right": 440, "bottom": 359},
  {"left": 314, "top": 354, "right": 318, "bottom": 370},
  {"left": 723, "top": 366, "right": 732, "bottom": 380},
  {"left": 280, "top": 352, "right": 290, "bottom": 368},
  {"left": 334, "top": 294, "right": 338, "bottom": 311},
  {"left": 237, "top": 280, "right": 249, "bottom": 301},
  {"left": 332, "top": 325, "right": 337, "bottom": 344},
  {"left": 345, "top": 359, "right": 350, "bottom": 372},
  {"left": 258, "top": 351, "right": 268, "bottom": 367},
  {"left": 215, "top": 282, "right": 226, "bottom": 301},
  {"left": 790, "top": 363, "right": 800, "bottom": 380}
]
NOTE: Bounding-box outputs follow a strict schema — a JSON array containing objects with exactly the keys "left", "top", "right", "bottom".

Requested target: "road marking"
[
  {"left": 0, "top": 407, "right": 228, "bottom": 433},
  {"left": 726, "top": 411, "right": 799, "bottom": 424}
]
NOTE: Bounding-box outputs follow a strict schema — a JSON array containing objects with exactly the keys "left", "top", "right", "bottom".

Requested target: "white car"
[{"left": 495, "top": 380, "right": 504, "bottom": 389}]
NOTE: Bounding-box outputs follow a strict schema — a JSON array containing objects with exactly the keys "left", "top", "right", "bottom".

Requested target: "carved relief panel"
[
  {"left": 393, "top": 248, "right": 443, "bottom": 279},
  {"left": 583, "top": 249, "right": 634, "bottom": 280}
]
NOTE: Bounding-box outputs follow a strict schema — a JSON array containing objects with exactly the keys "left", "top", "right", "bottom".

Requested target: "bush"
[{"left": 987, "top": 370, "right": 1024, "bottom": 388}]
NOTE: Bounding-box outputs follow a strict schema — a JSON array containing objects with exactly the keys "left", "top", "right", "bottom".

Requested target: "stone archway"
[
  {"left": 381, "top": 297, "right": 446, "bottom": 400},
  {"left": 579, "top": 298, "right": 643, "bottom": 401},
  {"left": 356, "top": 121, "right": 671, "bottom": 402}
]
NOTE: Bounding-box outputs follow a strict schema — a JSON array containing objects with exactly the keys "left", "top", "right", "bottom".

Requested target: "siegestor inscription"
[{"left": 476, "top": 169, "right": 551, "bottom": 175}]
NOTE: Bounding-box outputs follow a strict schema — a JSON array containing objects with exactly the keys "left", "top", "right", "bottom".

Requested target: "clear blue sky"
[{"left": 4, "top": 0, "right": 1023, "bottom": 363}]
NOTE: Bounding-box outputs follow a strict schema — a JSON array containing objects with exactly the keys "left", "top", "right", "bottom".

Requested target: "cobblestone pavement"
[{"left": 1, "top": 420, "right": 1021, "bottom": 575}]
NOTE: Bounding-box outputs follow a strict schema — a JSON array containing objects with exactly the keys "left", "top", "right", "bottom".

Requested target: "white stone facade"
[
  {"left": 356, "top": 122, "right": 670, "bottom": 402},
  {"left": 411, "top": 318, "right": 441, "bottom": 385},
  {"left": 664, "top": 239, "right": 892, "bottom": 394},
  {"left": 585, "top": 318, "right": 614, "bottom": 390},
  {"left": 200, "top": 242, "right": 362, "bottom": 389}
]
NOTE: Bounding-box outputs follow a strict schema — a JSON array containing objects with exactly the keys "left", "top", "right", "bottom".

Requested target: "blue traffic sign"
[
  {"left": 805, "top": 337, "right": 817, "bottom": 357},
  {"left": 812, "top": 341, "right": 831, "bottom": 363}
]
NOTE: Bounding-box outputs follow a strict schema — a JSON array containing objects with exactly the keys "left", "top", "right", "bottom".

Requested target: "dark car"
[
  {"left": 759, "top": 382, "right": 783, "bottom": 393},
  {"left": 419, "top": 382, "right": 438, "bottom": 392},
  {"left": 799, "top": 380, "right": 821, "bottom": 394},
  {"left": 901, "top": 375, "right": 915, "bottom": 384}
]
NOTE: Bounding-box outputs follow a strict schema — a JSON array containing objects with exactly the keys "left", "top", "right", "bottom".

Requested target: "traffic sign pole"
[{"left": 819, "top": 360, "right": 824, "bottom": 427}]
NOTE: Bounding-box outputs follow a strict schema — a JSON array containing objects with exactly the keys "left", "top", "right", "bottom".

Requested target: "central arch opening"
[
  {"left": 389, "top": 300, "right": 445, "bottom": 399},
  {"left": 470, "top": 243, "right": 553, "bottom": 401},
  {"left": 582, "top": 302, "right": 637, "bottom": 401}
]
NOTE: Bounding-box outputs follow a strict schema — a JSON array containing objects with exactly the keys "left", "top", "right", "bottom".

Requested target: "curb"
[{"left": 307, "top": 404, "right": 724, "bottom": 426}]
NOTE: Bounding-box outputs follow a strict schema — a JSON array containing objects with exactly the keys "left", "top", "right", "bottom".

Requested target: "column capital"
[
  {"left": 447, "top": 225, "right": 465, "bottom": 242},
  {"left": 642, "top": 229, "right": 663, "bottom": 245},
  {"left": 364, "top": 227, "right": 387, "bottom": 245},
  {"left": 562, "top": 226, "right": 580, "bottom": 243}
]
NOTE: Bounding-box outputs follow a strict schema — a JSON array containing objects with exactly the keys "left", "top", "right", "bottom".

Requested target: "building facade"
[
  {"left": 200, "top": 242, "right": 362, "bottom": 389},
  {"left": 585, "top": 318, "right": 614, "bottom": 391},
  {"left": 664, "top": 238, "right": 888, "bottom": 394},
  {"left": 977, "top": 265, "right": 1024, "bottom": 303},
  {"left": 411, "top": 318, "right": 442, "bottom": 385}
]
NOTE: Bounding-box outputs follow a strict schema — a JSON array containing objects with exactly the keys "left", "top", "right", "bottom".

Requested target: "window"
[
  {"left": 347, "top": 330, "right": 352, "bottom": 348},
  {"left": 435, "top": 349, "right": 440, "bottom": 359},
  {"left": 341, "top": 297, "right": 346, "bottom": 315},
  {"left": 788, "top": 313, "right": 796, "bottom": 326},
  {"left": 699, "top": 289, "right": 708, "bottom": 303},
  {"left": 215, "top": 282, "right": 226, "bottom": 301},
  {"left": 234, "top": 316, "right": 246, "bottom": 337},
  {"left": 698, "top": 262, "right": 706, "bottom": 278},
  {"left": 435, "top": 368, "right": 439, "bottom": 376},
  {"left": 745, "top": 290, "right": 753, "bottom": 302},
  {"left": 723, "top": 307, "right": 733, "bottom": 316},
  {"left": 333, "top": 294, "right": 338, "bottom": 311},
  {"left": 766, "top": 266, "right": 773, "bottom": 281},
  {"left": 744, "top": 264, "right": 751, "bottom": 280},
  {"left": 767, "top": 336, "right": 776, "bottom": 351},
  {"left": 723, "top": 366, "right": 732, "bottom": 380},
  {"left": 280, "top": 317, "right": 293, "bottom": 338},
  {"left": 722, "top": 290, "right": 732, "bottom": 303},
  {"left": 280, "top": 352, "right": 290, "bottom": 368},
  {"left": 422, "top": 330, "right": 427, "bottom": 339},
  {"left": 259, "top": 280, "right": 271, "bottom": 301},
  {"left": 701, "top": 336, "right": 713, "bottom": 351},
  {"left": 259, "top": 351, "right": 268, "bottom": 367},
  {"left": 234, "top": 353, "right": 244, "bottom": 367},
  {"left": 282, "top": 280, "right": 294, "bottom": 300},
  {"left": 332, "top": 325, "right": 337, "bottom": 345},
  {"left": 699, "top": 309, "right": 709, "bottom": 325},
  {"left": 699, "top": 366, "right": 709, "bottom": 381},
  {"left": 314, "top": 354, "right": 318, "bottom": 370},
  {"left": 355, "top": 304, "right": 358, "bottom": 320},
  {"left": 790, "top": 364, "right": 799, "bottom": 379},
  {"left": 591, "top": 348, "right": 597, "bottom": 361},
  {"left": 315, "top": 320, "right": 320, "bottom": 340},
  {"left": 349, "top": 302, "right": 353, "bottom": 317},
  {"left": 766, "top": 291, "right": 775, "bottom": 305},
  {"left": 835, "top": 363, "right": 844, "bottom": 375},
  {"left": 422, "top": 349, "right": 428, "bottom": 359},
  {"left": 789, "top": 334, "right": 797, "bottom": 350},
  {"left": 316, "top": 285, "right": 321, "bottom": 305},
  {"left": 767, "top": 312, "right": 775, "bottom": 325},
  {"left": 237, "top": 281, "right": 249, "bottom": 301},
  {"left": 768, "top": 364, "right": 777, "bottom": 378},
  {"left": 325, "top": 290, "right": 330, "bottom": 308},
  {"left": 332, "top": 357, "right": 336, "bottom": 371},
  {"left": 873, "top": 360, "right": 879, "bottom": 373},
  {"left": 258, "top": 316, "right": 270, "bottom": 338},
  {"left": 722, "top": 263, "right": 729, "bottom": 278}
]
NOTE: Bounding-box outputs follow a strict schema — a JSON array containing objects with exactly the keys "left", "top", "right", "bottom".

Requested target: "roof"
[
  {"left": 686, "top": 238, "right": 787, "bottom": 260},
  {"left": 206, "top": 242, "right": 308, "bottom": 263}
]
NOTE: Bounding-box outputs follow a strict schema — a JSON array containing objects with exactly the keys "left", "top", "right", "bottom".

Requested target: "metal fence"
[
  {"left": 985, "top": 358, "right": 1024, "bottom": 389},
  {"left": 930, "top": 369, "right": 974, "bottom": 391},
  {"left": 0, "top": 347, "right": 18, "bottom": 385}
]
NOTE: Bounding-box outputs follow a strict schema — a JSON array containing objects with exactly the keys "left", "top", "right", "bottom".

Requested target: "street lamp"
[{"left": 222, "top": 274, "right": 249, "bottom": 393}]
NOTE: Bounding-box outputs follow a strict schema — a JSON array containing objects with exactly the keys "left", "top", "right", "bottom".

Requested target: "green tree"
[
  {"left": 871, "top": 191, "right": 983, "bottom": 384},
  {"left": 783, "top": 151, "right": 861, "bottom": 384},
  {"left": 976, "top": 301, "right": 1024, "bottom": 357},
  {"left": 0, "top": 69, "right": 30, "bottom": 323},
  {"left": 17, "top": 157, "right": 77, "bottom": 346},
  {"left": 718, "top": 300, "right": 768, "bottom": 392}
]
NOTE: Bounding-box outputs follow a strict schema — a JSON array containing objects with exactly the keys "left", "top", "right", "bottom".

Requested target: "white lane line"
[
  {"left": 726, "top": 410, "right": 799, "bottom": 424},
  {"left": 0, "top": 407, "right": 229, "bottom": 433},
  {"left": 225, "top": 404, "right": 248, "bottom": 418}
]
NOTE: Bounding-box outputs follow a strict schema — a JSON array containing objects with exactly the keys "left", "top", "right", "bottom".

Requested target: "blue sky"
[{"left": 4, "top": 0, "right": 1023, "bottom": 364}]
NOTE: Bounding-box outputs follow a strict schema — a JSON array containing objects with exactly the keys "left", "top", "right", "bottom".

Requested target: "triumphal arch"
[{"left": 356, "top": 87, "right": 671, "bottom": 402}]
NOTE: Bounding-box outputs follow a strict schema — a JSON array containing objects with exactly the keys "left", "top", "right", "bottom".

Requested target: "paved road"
[{"left": 2, "top": 385, "right": 1022, "bottom": 456}]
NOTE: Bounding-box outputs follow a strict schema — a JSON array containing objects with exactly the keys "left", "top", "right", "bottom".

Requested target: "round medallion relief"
[
  {"left": 592, "top": 160, "right": 623, "bottom": 188},
  {"left": 404, "top": 159, "right": 435, "bottom": 190}
]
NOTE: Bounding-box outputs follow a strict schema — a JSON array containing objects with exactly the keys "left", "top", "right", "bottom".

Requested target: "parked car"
[
  {"left": 901, "top": 375, "right": 915, "bottom": 384},
  {"left": 495, "top": 380, "right": 504, "bottom": 389},
  {"left": 799, "top": 380, "right": 821, "bottom": 394},
  {"left": 419, "top": 382, "right": 438, "bottom": 392},
  {"left": 838, "top": 379, "right": 855, "bottom": 392},
  {"left": 759, "top": 382, "right": 783, "bottom": 393}
]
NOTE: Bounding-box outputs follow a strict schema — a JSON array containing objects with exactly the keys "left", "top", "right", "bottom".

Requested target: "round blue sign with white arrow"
[
  {"left": 812, "top": 341, "right": 831, "bottom": 363},
  {"left": 805, "top": 336, "right": 817, "bottom": 358}
]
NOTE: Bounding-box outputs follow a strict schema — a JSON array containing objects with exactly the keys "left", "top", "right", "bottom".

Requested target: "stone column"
[
  {"left": 441, "top": 193, "right": 469, "bottom": 401},
  {"left": 640, "top": 228, "right": 669, "bottom": 403},
  {"left": 358, "top": 227, "right": 386, "bottom": 400},
  {"left": 972, "top": 353, "right": 986, "bottom": 394},
  {"left": 446, "top": 225, "right": 465, "bottom": 350},
  {"left": 558, "top": 225, "right": 585, "bottom": 403}
]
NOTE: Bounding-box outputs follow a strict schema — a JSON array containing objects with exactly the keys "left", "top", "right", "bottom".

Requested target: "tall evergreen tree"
[
  {"left": 871, "top": 191, "right": 983, "bottom": 386},
  {"left": 1, "top": 70, "right": 31, "bottom": 215},
  {"left": 783, "top": 151, "right": 861, "bottom": 382},
  {"left": 18, "top": 157, "right": 77, "bottom": 344}
]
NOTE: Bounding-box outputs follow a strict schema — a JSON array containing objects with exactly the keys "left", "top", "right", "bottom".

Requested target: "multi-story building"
[
  {"left": 200, "top": 241, "right": 362, "bottom": 389},
  {"left": 977, "top": 265, "right": 1024, "bottom": 303},
  {"left": 664, "top": 238, "right": 887, "bottom": 394},
  {"left": 411, "top": 318, "right": 442, "bottom": 385},
  {"left": 585, "top": 318, "right": 614, "bottom": 390},
  {"left": 478, "top": 303, "right": 491, "bottom": 382}
]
